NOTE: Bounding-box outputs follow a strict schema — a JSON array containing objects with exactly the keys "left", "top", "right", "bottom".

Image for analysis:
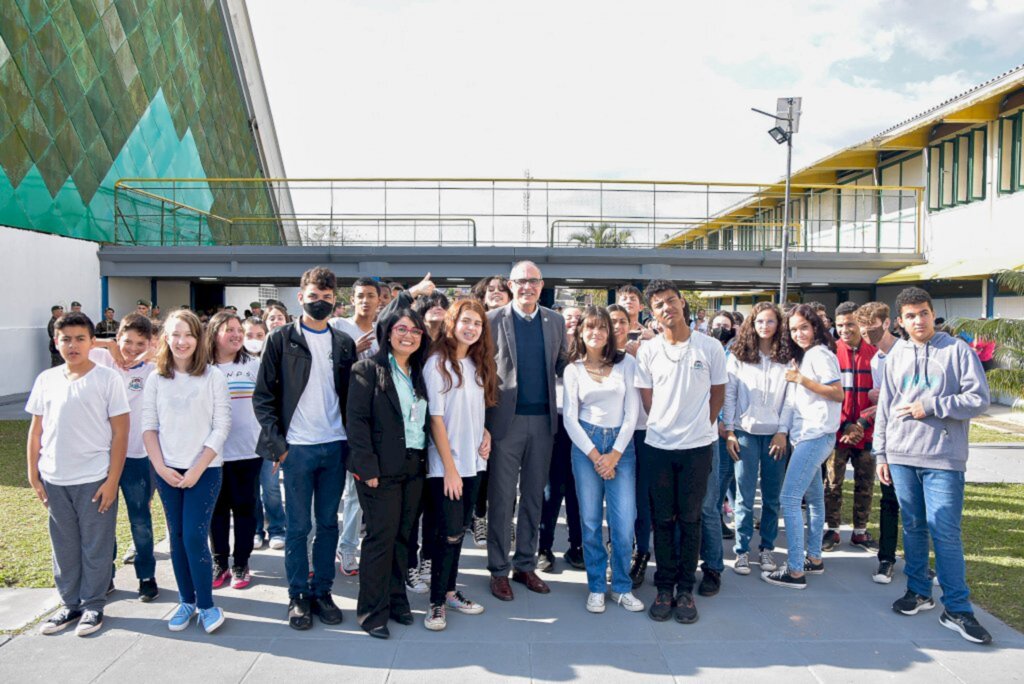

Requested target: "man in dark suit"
[{"left": 486, "top": 260, "right": 567, "bottom": 601}]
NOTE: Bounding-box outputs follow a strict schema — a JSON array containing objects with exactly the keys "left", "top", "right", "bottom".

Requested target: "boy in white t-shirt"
[
  {"left": 91, "top": 313, "right": 159, "bottom": 602},
  {"left": 27, "top": 313, "right": 130, "bottom": 637},
  {"left": 634, "top": 280, "right": 727, "bottom": 626}
]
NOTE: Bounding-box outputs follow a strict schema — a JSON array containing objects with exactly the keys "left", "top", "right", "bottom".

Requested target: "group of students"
[{"left": 27, "top": 261, "right": 994, "bottom": 645}]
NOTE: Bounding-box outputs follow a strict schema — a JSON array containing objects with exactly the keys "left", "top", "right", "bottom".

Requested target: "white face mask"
[{"left": 243, "top": 339, "right": 264, "bottom": 354}]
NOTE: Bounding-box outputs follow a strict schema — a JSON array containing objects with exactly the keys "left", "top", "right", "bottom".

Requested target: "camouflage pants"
[{"left": 824, "top": 446, "right": 875, "bottom": 529}]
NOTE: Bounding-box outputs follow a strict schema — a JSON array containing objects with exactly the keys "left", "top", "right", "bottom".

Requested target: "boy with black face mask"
[{"left": 253, "top": 266, "right": 357, "bottom": 630}]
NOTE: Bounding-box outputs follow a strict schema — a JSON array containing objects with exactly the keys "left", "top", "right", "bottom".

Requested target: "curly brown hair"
[
  {"left": 731, "top": 302, "right": 790, "bottom": 364},
  {"left": 430, "top": 298, "right": 498, "bottom": 407},
  {"left": 784, "top": 303, "right": 836, "bottom": 362}
]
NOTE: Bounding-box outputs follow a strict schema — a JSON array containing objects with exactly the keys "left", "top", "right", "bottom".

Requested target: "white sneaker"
[
  {"left": 268, "top": 536, "right": 286, "bottom": 550},
  {"left": 733, "top": 552, "right": 751, "bottom": 575},
  {"left": 586, "top": 592, "right": 606, "bottom": 613},
  {"left": 418, "top": 559, "right": 432, "bottom": 586},
  {"left": 424, "top": 604, "right": 446, "bottom": 631},
  {"left": 338, "top": 550, "right": 359, "bottom": 576},
  {"left": 758, "top": 549, "right": 778, "bottom": 572},
  {"left": 610, "top": 591, "right": 644, "bottom": 612},
  {"left": 406, "top": 567, "right": 428, "bottom": 594},
  {"left": 446, "top": 590, "right": 485, "bottom": 615}
]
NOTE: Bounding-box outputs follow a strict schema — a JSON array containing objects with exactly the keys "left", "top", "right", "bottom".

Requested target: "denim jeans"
[
  {"left": 282, "top": 441, "right": 347, "bottom": 598},
  {"left": 255, "top": 459, "right": 286, "bottom": 540},
  {"left": 570, "top": 420, "right": 636, "bottom": 594},
  {"left": 337, "top": 472, "right": 363, "bottom": 555},
  {"left": 633, "top": 430, "right": 654, "bottom": 555},
  {"left": 732, "top": 431, "right": 786, "bottom": 555},
  {"left": 699, "top": 438, "right": 724, "bottom": 573},
  {"left": 779, "top": 433, "right": 833, "bottom": 573},
  {"left": 155, "top": 467, "right": 222, "bottom": 609},
  {"left": 119, "top": 457, "right": 156, "bottom": 580},
  {"left": 890, "top": 465, "right": 972, "bottom": 614},
  {"left": 717, "top": 435, "right": 736, "bottom": 511}
]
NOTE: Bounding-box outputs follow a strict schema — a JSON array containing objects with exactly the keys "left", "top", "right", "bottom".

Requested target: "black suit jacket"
[
  {"left": 346, "top": 358, "right": 429, "bottom": 482},
  {"left": 253, "top": 319, "right": 357, "bottom": 461}
]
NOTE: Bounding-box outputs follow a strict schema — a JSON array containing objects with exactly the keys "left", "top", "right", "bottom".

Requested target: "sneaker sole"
[
  {"left": 449, "top": 604, "right": 485, "bottom": 615},
  {"left": 406, "top": 584, "right": 429, "bottom": 595},
  {"left": 40, "top": 618, "right": 79, "bottom": 635},
  {"left": 424, "top": 620, "right": 447, "bottom": 631},
  {"left": 269, "top": 542, "right": 286, "bottom": 550},
  {"left": 75, "top": 621, "right": 102, "bottom": 637},
  {"left": 231, "top": 581, "right": 252, "bottom": 590},
  {"left": 168, "top": 617, "right": 194, "bottom": 632},
  {"left": 761, "top": 574, "right": 807, "bottom": 590},
  {"left": 804, "top": 565, "right": 825, "bottom": 576},
  {"left": 339, "top": 568, "right": 359, "bottom": 576},
  {"left": 674, "top": 611, "right": 699, "bottom": 624},
  {"left": 586, "top": 603, "right": 606, "bottom": 614},
  {"left": 733, "top": 565, "right": 752, "bottom": 576},
  {"left": 940, "top": 615, "right": 990, "bottom": 644},
  {"left": 139, "top": 590, "right": 160, "bottom": 603},
  {"left": 611, "top": 596, "right": 644, "bottom": 612},
  {"left": 202, "top": 613, "right": 226, "bottom": 634},
  {"left": 895, "top": 600, "right": 935, "bottom": 616},
  {"left": 872, "top": 574, "right": 894, "bottom": 585}
]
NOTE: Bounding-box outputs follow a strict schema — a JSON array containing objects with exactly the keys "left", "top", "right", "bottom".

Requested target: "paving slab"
[{"left": 0, "top": 588, "right": 59, "bottom": 632}]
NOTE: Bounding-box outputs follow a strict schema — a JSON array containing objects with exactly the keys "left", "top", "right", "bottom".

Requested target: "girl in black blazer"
[{"left": 347, "top": 308, "right": 430, "bottom": 639}]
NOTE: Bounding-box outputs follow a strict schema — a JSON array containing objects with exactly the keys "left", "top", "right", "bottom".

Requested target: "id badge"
[{"left": 410, "top": 402, "right": 419, "bottom": 424}]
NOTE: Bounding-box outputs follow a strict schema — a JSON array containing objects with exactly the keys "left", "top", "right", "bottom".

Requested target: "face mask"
[
  {"left": 302, "top": 300, "right": 334, "bottom": 321},
  {"left": 865, "top": 327, "right": 884, "bottom": 346},
  {"left": 243, "top": 339, "right": 264, "bottom": 354},
  {"left": 711, "top": 327, "right": 735, "bottom": 344}
]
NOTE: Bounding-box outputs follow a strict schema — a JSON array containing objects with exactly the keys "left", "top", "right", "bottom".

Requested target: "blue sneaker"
[
  {"left": 168, "top": 603, "right": 196, "bottom": 632},
  {"left": 199, "top": 606, "right": 225, "bottom": 634}
]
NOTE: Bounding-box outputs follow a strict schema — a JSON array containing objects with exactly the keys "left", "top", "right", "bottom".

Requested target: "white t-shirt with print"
[
  {"left": 287, "top": 325, "right": 347, "bottom": 446},
  {"left": 89, "top": 349, "right": 154, "bottom": 458},
  {"left": 425, "top": 355, "right": 487, "bottom": 478},
  {"left": 788, "top": 344, "right": 842, "bottom": 445},
  {"left": 635, "top": 332, "right": 727, "bottom": 451},
  {"left": 26, "top": 364, "right": 131, "bottom": 486},
  {"left": 217, "top": 358, "right": 262, "bottom": 461}
]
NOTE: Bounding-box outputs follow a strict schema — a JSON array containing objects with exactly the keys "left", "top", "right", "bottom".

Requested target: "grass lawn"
[
  {"left": 970, "top": 423, "right": 1024, "bottom": 443},
  {"left": 0, "top": 420, "right": 166, "bottom": 589}
]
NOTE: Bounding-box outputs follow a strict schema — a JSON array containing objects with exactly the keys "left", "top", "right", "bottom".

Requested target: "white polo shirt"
[{"left": 635, "top": 332, "right": 727, "bottom": 451}]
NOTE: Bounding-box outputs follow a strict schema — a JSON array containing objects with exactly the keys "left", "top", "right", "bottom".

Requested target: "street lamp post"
[{"left": 752, "top": 97, "right": 801, "bottom": 305}]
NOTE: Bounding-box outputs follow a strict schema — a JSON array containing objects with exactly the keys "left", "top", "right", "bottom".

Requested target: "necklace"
[
  {"left": 583, "top": 359, "right": 611, "bottom": 378},
  {"left": 660, "top": 339, "right": 690, "bottom": 364}
]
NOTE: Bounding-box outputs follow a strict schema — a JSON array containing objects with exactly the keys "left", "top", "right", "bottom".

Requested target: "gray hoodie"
[{"left": 874, "top": 331, "right": 989, "bottom": 472}]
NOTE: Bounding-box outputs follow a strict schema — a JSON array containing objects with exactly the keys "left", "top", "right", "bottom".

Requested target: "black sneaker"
[
  {"left": 537, "top": 548, "right": 555, "bottom": 573},
  {"left": 39, "top": 608, "right": 82, "bottom": 635},
  {"left": 940, "top": 610, "right": 993, "bottom": 645},
  {"left": 850, "top": 531, "right": 879, "bottom": 551},
  {"left": 821, "top": 529, "right": 841, "bottom": 552},
  {"left": 673, "top": 592, "right": 699, "bottom": 624},
  {"left": 721, "top": 518, "right": 735, "bottom": 540},
  {"left": 564, "top": 546, "right": 586, "bottom": 570},
  {"left": 648, "top": 590, "right": 675, "bottom": 622},
  {"left": 288, "top": 597, "right": 313, "bottom": 630},
  {"left": 872, "top": 560, "right": 895, "bottom": 584},
  {"left": 803, "top": 558, "right": 825, "bottom": 575},
  {"left": 74, "top": 610, "right": 103, "bottom": 637},
  {"left": 697, "top": 568, "right": 721, "bottom": 597},
  {"left": 311, "top": 594, "right": 343, "bottom": 625},
  {"left": 629, "top": 552, "right": 650, "bottom": 589},
  {"left": 761, "top": 568, "right": 807, "bottom": 589},
  {"left": 892, "top": 590, "right": 935, "bottom": 616},
  {"left": 138, "top": 578, "right": 159, "bottom": 602}
]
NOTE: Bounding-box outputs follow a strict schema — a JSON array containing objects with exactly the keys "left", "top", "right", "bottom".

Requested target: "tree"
[
  {"left": 953, "top": 270, "right": 1024, "bottom": 402},
  {"left": 567, "top": 222, "right": 633, "bottom": 248}
]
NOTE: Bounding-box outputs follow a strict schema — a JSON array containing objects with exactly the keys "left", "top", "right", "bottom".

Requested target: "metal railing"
[{"left": 112, "top": 178, "right": 923, "bottom": 253}]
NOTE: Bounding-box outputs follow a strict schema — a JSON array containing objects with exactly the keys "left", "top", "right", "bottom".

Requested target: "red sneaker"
[{"left": 212, "top": 566, "right": 231, "bottom": 589}]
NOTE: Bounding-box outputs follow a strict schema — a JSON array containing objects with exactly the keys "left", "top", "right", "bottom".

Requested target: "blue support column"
[
  {"left": 606, "top": 288, "right": 616, "bottom": 306},
  {"left": 101, "top": 276, "right": 109, "bottom": 317},
  {"left": 150, "top": 278, "right": 158, "bottom": 307},
  {"left": 986, "top": 276, "right": 997, "bottom": 318},
  {"left": 540, "top": 287, "right": 555, "bottom": 309}
]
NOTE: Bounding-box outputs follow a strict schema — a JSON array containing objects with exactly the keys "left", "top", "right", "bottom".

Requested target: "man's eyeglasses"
[
  {"left": 393, "top": 325, "right": 424, "bottom": 338},
  {"left": 511, "top": 278, "right": 542, "bottom": 287}
]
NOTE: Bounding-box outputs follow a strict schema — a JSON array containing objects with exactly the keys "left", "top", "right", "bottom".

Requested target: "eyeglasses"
[
  {"left": 511, "top": 278, "right": 542, "bottom": 287},
  {"left": 393, "top": 325, "right": 424, "bottom": 338}
]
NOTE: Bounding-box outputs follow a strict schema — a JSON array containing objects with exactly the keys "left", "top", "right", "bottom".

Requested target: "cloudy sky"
[{"left": 247, "top": 0, "right": 1024, "bottom": 183}]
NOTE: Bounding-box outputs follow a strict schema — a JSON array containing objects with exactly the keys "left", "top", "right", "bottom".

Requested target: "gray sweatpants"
[
  {"left": 486, "top": 414, "right": 554, "bottom": 576},
  {"left": 43, "top": 478, "right": 118, "bottom": 613}
]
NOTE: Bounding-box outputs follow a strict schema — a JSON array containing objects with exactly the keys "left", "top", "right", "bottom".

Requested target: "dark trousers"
[
  {"left": 119, "top": 457, "right": 156, "bottom": 580},
  {"left": 155, "top": 467, "right": 222, "bottom": 610},
  {"left": 210, "top": 457, "right": 262, "bottom": 570},
  {"left": 356, "top": 465, "right": 424, "bottom": 629},
  {"left": 539, "top": 416, "right": 582, "bottom": 552},
  {"left": 428, "top": 475, "right": 480, "bottom": 605},
  {"left": 474, "top": 470, "right": 489, "bottom": 519},
  {"left": 282, "top": 441, "right": 347, "bottom": 599},
  {"left": 409, "top": 484, "right": 439, "bottom": 569},
  {"left": 878, "top": 481, "right": 901, "bottom": 563},
  {"left": 634, "top": 430, "right": 655, "bottom": 555},
  {"left": 648, "top": 443, "right": 714, "bottom": 594}
]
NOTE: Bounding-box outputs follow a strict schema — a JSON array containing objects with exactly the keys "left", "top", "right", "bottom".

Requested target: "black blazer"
[
  {"left": 346, "top": 358, "right": 429, "bottom": 482},
  {"left": 253, "top": 320, "right": 357, "bottom": 461}
]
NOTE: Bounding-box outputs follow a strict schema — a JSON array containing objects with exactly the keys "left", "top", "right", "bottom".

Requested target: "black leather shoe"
[
  {"left": 389, "top": 608, "right": 414, "bottom": 625},
  {"left": 311, "top": 594, "right": 343, "bottom": 625},
  {"left": 564, "top": 546, "right": 586, "bottom": 570},
  {"left": 288, "top": 597, "right": 313, "bottom": 630},
  {"left": 364, "top": 624, "right": 390, "bottom": 639}
]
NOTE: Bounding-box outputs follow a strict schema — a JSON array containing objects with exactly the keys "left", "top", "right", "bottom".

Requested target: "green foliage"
[
  {"left": 567, "top": 223, "right": 633, "bottom": 248},
  {"left": 952, "top": 270, "right": 1024, "bottom": 402}
]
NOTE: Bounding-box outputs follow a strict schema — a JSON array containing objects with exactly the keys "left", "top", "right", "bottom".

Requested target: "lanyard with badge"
[{"left": 394, "top": 364, "right": 422, "bottom": 424}]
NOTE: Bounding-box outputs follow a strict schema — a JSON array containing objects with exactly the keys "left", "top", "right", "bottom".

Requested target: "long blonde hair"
[{"left": 155, "top": 310, "right": 209, "bottom": 378}]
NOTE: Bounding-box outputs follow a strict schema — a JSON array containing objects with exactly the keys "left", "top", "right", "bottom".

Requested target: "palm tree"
[
  {"left": 953, "top": 270, "right": 1024, "bottom": 402},
  {"left": 567, "top": 222, "right": 633, "bottom": 248}
]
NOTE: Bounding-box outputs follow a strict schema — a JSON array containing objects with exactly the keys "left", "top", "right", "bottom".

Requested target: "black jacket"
[
  {"left": 253, "top": 319, "right": 357, "bottom": 461},
  {"left": 346, "top": 358, "right": 429, "bottom": 482}
]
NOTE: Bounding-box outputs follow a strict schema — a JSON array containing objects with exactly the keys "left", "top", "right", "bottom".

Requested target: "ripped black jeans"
[{"left": 428, "top": 474, "right": 481, "bottom": 606}]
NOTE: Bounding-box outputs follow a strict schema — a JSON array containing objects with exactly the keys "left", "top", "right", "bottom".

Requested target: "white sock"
[{"left": 854, "top": 528, "right": 866, "bottom": 535}]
